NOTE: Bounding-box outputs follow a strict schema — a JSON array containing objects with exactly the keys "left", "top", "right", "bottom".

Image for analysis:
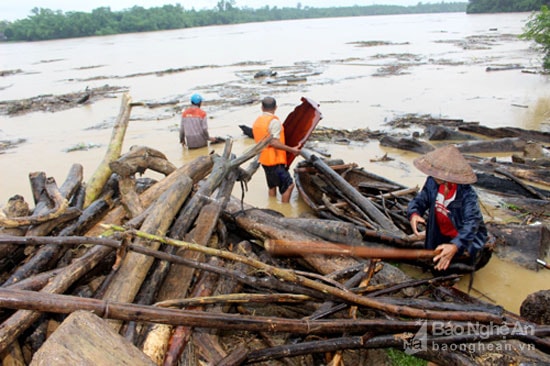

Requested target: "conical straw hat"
[{"left": 413, "top": 145, "right": 477, "bottom": 184}]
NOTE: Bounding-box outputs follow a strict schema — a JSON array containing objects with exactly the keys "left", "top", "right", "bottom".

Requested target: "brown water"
[{"left": 1, "top": 12, "right": 549, "bottom": 313}]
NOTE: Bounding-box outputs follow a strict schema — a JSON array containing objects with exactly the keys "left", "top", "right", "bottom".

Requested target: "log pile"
[{"left": 0, "top": 95, "right": 549, "bottom": 366}]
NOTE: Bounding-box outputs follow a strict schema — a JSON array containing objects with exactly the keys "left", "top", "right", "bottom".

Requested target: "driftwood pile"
[{"left": 0, "top": 95, "right": 549, "bottom": 366}]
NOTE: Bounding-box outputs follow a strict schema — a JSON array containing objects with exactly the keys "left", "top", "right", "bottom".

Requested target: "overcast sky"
[{"left": 1, "top": 0, "right": 436, "bottom": 21}]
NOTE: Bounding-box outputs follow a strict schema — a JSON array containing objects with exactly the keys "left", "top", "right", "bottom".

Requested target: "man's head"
[
  {"left": 261, "top": 96, "right": 277, "bottom": 112},
  {"left": 190, "top": 93, "right": 203, "bottom": 106}
]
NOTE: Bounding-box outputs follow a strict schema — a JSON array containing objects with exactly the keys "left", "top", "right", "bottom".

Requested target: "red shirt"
[{"left": 435, "top": 182, "right": 458, "bottom": 238}]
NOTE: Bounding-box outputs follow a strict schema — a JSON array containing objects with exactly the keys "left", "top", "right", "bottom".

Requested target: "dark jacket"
[{"left": 407, "top": 177, "right": 487, "bottom": 263}]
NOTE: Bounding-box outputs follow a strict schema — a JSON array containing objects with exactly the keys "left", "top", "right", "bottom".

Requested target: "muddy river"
[{"left": 0, "top": 11, "right": 549, "bottom": 313}]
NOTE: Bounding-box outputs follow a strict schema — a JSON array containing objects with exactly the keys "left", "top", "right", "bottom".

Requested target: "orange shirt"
[{"left": 252, "top": 113, "right": 287, "bottom": 167}]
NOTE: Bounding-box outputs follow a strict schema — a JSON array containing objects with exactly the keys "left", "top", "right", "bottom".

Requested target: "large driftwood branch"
[
  {"left": 109, "top": 145, "right": 176, "bottom": 177},
  {"left": 84, "top": 93, "right": 132, "bottom": 208}
]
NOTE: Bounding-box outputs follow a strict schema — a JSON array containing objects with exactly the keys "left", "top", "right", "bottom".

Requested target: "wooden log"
[
  {"left": 100, "top": 173, "right": 193, "bottom": 331},
  {"left": 265, "top": 239, "right": 438, "bottom": 260},
  {"left": 58, "top": 195, "right": 114, "bottom": 236},
  {"left": 110, "top": 146, "right": 177, "bottom": 219},
  {"left": 141, "top": 323, "right": 171, "bottom": 365},
  {"left": 458, "top": 124, "right": 550, "bottom": 143},
  {"left": 0, "top": 195, "right": 29, "bottom": 276},
  {"left": 300, "top": 149, "right": 405, "bottom": 238},
  {"left": 425, "top": 125, "right": 478, "bottom": 141},
  {"left": 6, "top": 268, "right": 65, "bottom": 291},
  {"left": 494, "top": 167, "right": 549, "bottom": 200},
  {"left": 141, "top": 204, "right": 218, "bottom": 364},
  {"left": 225, "top": 197, "right": 369, "bottom": 275},
  {"left": 118, "top": 176, "right": 143, "bottom": 218},
  {"left": 155, "top": 293, "right": 311, "bottom": 309},
  {"left": 2, "top": 193, "right": 111, "bottom": 287},
  {"left": 521, "top": 290, "right": 550, "bottom": 325},
  {"left": 0, "top": 340, "right": 25, "bottom": 366},
  {"left": 28, "top": 171, "right": 47, "bottom": 206},
  {"left": 84, "top": 93, "right": 132, "bottom": 208},
  {"left": 29, "top": 310, "right": 155, "bottom": 366},
  {"left": 487, "top": 223, "right": 549, "bottom": 271},
  {"left": 192, "top": 332, "right": 229, "bottom": 365},
  {"left": 216, "top": 345, "right": 248, "bottom": 366},
  {"left": 169, "top": 137, "right": 269, "bottom": 239},
  {"left": 279, "top": 217, "right": 363, "bottom": 246},
  {"left": 0, "top": 235, "right": 317, "bottom": 299},
  {"left": 379, "top": 135, "right": 435, "bottom": 154},
  {"left": 148, "top": 186, "right": 228, "bottom": 364},
  {"left": 163, "top": 257, "right": 221, "bottom": 366},
  {"left": 0, "top": 178, "right": 69, "bottom": 228},
  {"left": 503, "top": 166, "right": 550, "bottom": 187},
  {"left": 85, "top": 155, "right": 213, "bottom": 237},
  {"left": 456, "top": 137, "right": 526, "bottom": 153},
  {"left": 0, "top": 288, "right": 522, "bottom": 336},
  {"left": 0, "top": 244, "right": 113, "bottom": 355},
  {"left": 109, "top": 145, "right": 176, "bottom": 177}
]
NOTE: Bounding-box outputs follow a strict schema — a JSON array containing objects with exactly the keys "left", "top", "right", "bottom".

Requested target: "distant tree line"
[
  {"left": 467, "top": 0, "right": 550, "bottom": 13},
  {"left": 0, "top": 2, "right": 468, "bottom": 42}
]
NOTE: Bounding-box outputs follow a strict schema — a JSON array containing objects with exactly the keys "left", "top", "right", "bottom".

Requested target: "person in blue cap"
[{"left": 180, "top": 93, "right": 219, "bottom": 149}]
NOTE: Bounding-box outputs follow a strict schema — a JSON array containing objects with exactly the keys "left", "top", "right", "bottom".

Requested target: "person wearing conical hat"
[{"left": 407, "top": 144, "right": 488, "bottom": 272}]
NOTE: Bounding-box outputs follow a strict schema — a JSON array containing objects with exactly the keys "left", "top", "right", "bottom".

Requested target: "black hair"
[{"left": 261, "top": 96, "right": 277, "bottom": 110}]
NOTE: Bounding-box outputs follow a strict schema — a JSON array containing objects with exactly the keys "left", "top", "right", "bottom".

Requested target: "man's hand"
[
  {"left": 409, "top": 213, "right": 426, "bottom": 237},
  {"left": 289, "top": 145, "right": 301, "bottom": 155},
  {"left": 433, "top": 243, "right": 458, "bottom": 271}
]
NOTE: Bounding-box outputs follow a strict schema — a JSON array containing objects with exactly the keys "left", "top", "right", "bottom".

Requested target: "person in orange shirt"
[
  {"left": 252, "top": 97, "right": 301, "bottom": 203},
  {"left": 180, "top": 93, "right": 219, "bottom": 149}
]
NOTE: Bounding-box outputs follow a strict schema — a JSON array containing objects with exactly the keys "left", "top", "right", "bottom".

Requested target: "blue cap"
[{"left": 190, "top": 93, "right": 203, "bottom": 105}]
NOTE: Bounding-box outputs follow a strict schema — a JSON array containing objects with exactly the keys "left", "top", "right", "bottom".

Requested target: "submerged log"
[
  {"left": 379, "top": 135, "right": 434, "bottom": 154},
  {"left": 487, "top": 222, "right": 549, "bottom": 271},
  {"left": 458, "top": 124, "right": 550, "bottom": 144},
  {"left": 456, "top": 137, "right": 526, "bottom": 153},
  {"left": 425, "top": 125, "right": 478, "bottom": 141}
]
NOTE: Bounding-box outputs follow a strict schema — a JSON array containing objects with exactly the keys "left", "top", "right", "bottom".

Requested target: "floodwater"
[{"left": 0, "top": 12, "right": 549, "bottom": 313}]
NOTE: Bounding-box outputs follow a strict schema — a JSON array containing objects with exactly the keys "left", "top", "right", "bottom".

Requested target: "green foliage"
[
  {"left": 467, "top": 0, "right": 550, "bottom": 13},
  {"left": 521, "top": 5, "right": 550, "bottom": 69},
  {"left": 387, "top": 348, "right": 427, "bottom": 366},
  {"left": 1, "top": 2, "right": 468, "bottom": 42}
]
